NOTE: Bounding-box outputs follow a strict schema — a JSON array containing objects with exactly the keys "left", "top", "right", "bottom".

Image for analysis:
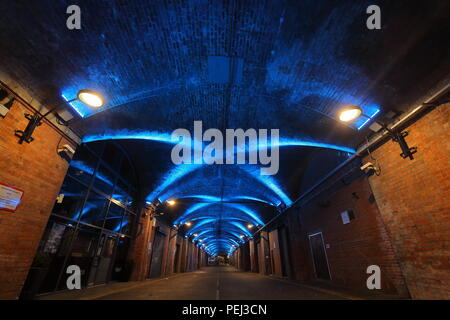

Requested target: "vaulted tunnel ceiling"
[{"left": 1, "top": 0, "right": 449, "bottom": 255}]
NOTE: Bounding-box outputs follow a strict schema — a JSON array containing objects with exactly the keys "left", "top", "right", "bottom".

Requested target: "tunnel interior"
[{"left": 0, "top": 0, "right": 449, "bottom": 301}]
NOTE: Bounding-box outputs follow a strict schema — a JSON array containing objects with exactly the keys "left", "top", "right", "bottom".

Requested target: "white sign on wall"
[
  {"left": 0, "top": 183, "right": 24, "bottom": 212},
  {"left": 340, "top": 210, "right": 350, "bottom": 224}
]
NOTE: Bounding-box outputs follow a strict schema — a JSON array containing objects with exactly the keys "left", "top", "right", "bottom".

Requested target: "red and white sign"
[{"left": 0, "top": 183, "right": 24, "bottom": 212}]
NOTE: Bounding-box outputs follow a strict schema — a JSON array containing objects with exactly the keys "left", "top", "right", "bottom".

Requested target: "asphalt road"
[{"left": 74, "top": 266, "right": 350, "bottom": 300}]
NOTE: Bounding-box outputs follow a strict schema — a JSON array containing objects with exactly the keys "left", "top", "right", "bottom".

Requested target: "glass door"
[{"left": 88, "top": 232, "right": 117, "bottom": 285}]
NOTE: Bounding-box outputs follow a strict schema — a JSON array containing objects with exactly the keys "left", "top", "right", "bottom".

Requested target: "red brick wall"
[
  {"left": 130, "top": 214, "right": 205, "bottom": 280},
  {"left": 366, "top": 103, "right": 450, "bottom": 299},
  {"left": 286, "top": 175, "right": 409, "bottom": 296},
  {"left": 0, "top": 100, "right": 76, "bottom": 299},
  {"left": 164, "top": 228, "right": 178, "bottom": 276}
]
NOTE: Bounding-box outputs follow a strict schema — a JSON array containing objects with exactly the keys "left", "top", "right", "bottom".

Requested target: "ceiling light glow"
[
  {"left": 338, "top": 106, "right": 362, "bottom": 122},
  {"left": 77, "top": 89, "right": 105, "bottom": 108}
]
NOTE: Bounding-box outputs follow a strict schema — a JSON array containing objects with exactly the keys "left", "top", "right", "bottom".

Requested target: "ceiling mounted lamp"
[
  {"left": 247, "top": 224, "right": 254, "bottom": 229},
  {"left": 15, "top": 89, "right": 105, "bottom": 144},
  {"left": 77, "top": 89, "right": 104, "bottom": 108},
  {"left": 239, "top": 235, "right": 244, "bottom": 238},
  {"left": 338, "top": 105, "right": 417, "bottom": 160},
  {"left": 166, "top": 199, "right": 176, "bottom": 206},
  {"left": 185, "top": 221, "right": 192, "bottom": 227},
  {"left": 338, "top": 105, "right": 363, "bottom": 122}
]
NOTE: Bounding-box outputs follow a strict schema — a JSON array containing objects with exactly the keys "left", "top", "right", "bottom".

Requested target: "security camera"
[
  {"left": 360, "top": 162, "right": 380, "bottom": 175},
  {"left": 57, "top": 144, "right": 76, "bottom": 161},
  {"left": 360, "top": 162, "right": 375, "bottom": 171}
]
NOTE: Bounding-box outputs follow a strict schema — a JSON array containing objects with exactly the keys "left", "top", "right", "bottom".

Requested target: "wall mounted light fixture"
[
  {"left": 338, "top": 106, "right": 417, "bottom": 160},
  {"left": 166, "top": 199, "right": 176, "bottom": 206},
  {"left": 15, "top": 89, "right": 104, "bottom": 144}
]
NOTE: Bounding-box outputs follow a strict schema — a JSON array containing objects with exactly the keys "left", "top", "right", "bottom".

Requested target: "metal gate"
[{"left": 148, "top": 230, "right": 165, "bottom": 278}]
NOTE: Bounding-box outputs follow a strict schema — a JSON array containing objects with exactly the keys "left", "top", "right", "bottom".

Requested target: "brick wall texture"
[
  {"left": 1, "top": 96, "right": 448, "bottom": 300},
  {"left": 292, "top": 175, "right": 410, "bottom": 296},
  {"left": 237, "top": 103, "right": 448, "bottom": 299},
  {"left": 366, "top": 104, "right": 450, "bottom": 299},
  {"left": 0, "top": 100, "right": 75, "bottom": 299}
]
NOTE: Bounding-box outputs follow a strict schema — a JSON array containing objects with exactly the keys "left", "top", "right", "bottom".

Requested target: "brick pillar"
[
  {"left": 129, "top": 206, "right": 155, "bottom": 281},
  {"left": 164, "top": 228, "right": 178, "bottom": 276}
]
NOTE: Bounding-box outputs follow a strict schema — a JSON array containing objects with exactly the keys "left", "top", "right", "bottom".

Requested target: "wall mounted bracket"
[
  {"left": 14, "top": 113, "right": 42, "bottom": 144},
  {"left": 14, "top": 98, "right": 74, "bottom": 144},
  {"left": 384, "top": 126, "right": 417, "bottom": 160},
  {"left": 389, "top": 129, "right": 417, "bottom": 159}
]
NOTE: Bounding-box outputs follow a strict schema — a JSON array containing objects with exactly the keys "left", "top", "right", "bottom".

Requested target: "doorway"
[
  {"left": 308, "top": 232, "right": 331, "bottom": 280},
  {"left": 278, "top": 226, "right": 292, "bottom": 277},
  {"left": 148, "top": 230, "right": 165, "bottom": 278},
  {"left": 88, "top": 231, "right": 117, "bottom": 286}
]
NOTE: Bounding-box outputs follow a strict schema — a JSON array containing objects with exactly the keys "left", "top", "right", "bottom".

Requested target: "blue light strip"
[
  {"left": 357, "top": 109, "right": 380, "bottom": 130},
  {"left": 82, "top": 130, "right": 174, "bottom": 144},
  {"left": 147, "top": 164, "right": 202, "bottom": 202},
  {"left": 239, "top": 166, "right": 292, "bottom": 206},
  {"left": 61, "top": 94, "right": 84, "bottom": 117},
  {"left": 256, "top": 139, "right": 356, "bottom": 154},
  {"left": 173, "top": 202, "right": 264, "bottom": 226},
  {"left": 82, "top": 131, "right": 358, "bottom": 252},
  {"left": 83, "top": 131, "right": 356, "bottom": 154}
]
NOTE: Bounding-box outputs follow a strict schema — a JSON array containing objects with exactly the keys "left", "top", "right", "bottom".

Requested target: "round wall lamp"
[
  {"left": 338, "top": 106, "right": 362, "bottom": 122},
  {"left": 77, "top": 89, "right": 105, "bottom": 108},
  {"left": 337, "top": 105, "right": 417, "bottom": 160},
  {"left": 15, "top": 89, "right": 105, "bottom": 144}
]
